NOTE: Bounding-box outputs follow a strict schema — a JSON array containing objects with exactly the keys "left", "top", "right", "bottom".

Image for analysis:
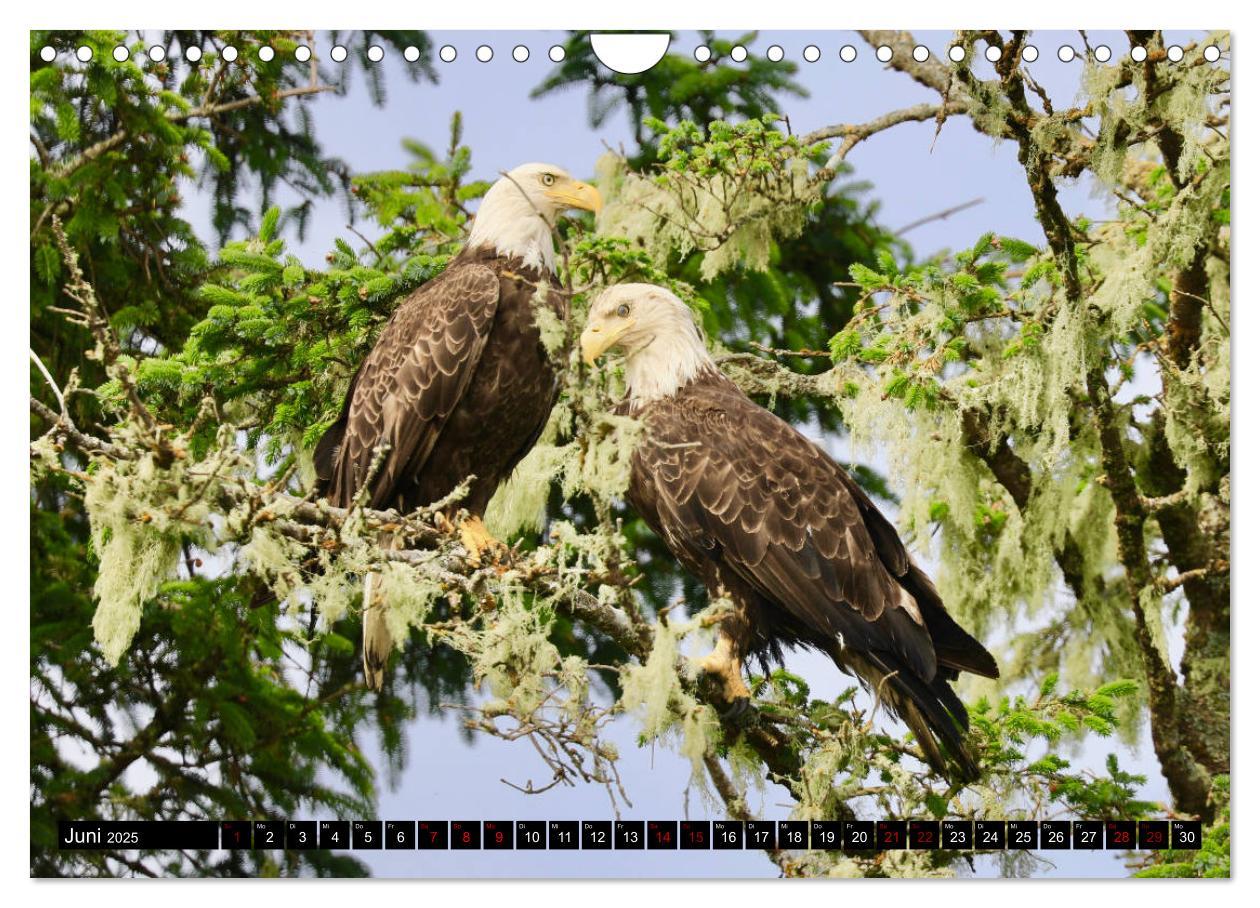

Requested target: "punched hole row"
[{"left": 39, "top": 41, "right": 1221, "bottom": 66}]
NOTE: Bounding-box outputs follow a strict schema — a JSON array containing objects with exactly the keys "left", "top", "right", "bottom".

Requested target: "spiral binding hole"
[{"left": 40, "top": 36, "right": 1219, "bottom": 73}]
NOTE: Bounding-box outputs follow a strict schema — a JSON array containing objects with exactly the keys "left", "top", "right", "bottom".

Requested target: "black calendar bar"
[
  {"left": 58, "top": 820, "right": 218, "bottom": 850},
  {"left": 55, "top": 819, "right": 1199, "bottom": 850}
]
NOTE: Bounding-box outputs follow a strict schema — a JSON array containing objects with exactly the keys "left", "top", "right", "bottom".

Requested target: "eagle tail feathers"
[
  {"left": 361, "top": 533, "right": 400, "bottom": 691},
  {"left": 832, "top": 646, "right": 982, "bottom": 784},
  {"left": 902, "top": 564, "right": 1000, "bottom": 680},
  {"left": 361, "top": 572, "right": 391, "bottom": 691}
]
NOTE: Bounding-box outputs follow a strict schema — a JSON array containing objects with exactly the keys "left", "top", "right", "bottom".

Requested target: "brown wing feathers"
[
  {"left": 316, "top": 264, "right": 500, "bottom": 511},
  {"left": 634, "top": 372, "right": 998, "bottom": 782}
]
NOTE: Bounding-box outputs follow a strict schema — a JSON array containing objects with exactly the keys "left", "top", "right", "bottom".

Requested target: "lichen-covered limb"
[
  {"left": 971, "top": 38, "right": 1228, "bottom": 818},
  {"left": 853, "top": 30, "right": 1115, "bottom": 182},
  {"left": 448, "top": 670, "right": 630, "bottom": 812},
  {"left": 30, "top": 395, "right": 127, "bottom": 460},
  {"left": 49, "top": 217, "right": 178, "bottom": 463}
]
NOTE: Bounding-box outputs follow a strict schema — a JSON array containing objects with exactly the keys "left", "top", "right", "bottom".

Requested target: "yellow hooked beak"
[
  {"left": 546, "top": 178, "right": 603, "bottom": 214},
  {"left": 581, "top": 319, "right": 635, "bottom": 366}
]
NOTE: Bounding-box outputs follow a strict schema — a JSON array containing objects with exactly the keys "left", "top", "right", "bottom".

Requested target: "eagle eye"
[
  {"left": 541, "top": 173, "right": 556, "bottom": 187},
  {"left": 616, "top": 303, "right": 630, "bottom": 318}
]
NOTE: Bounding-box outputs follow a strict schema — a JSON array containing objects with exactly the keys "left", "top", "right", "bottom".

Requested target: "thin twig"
[
  {"left": 895, "top": 196, "right": 985, "bottom": 236},
  {"left": 29, "top": 348, "right": 69, "bottom": 419}
]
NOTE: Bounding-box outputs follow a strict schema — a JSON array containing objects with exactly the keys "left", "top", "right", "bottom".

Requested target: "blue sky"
[{"left": 183, "top": 29, "right": 1212, "bottom": 879}]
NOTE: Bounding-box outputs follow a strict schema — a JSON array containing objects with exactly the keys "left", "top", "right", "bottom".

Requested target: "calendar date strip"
[{"left": 58, "top": 819, "right": 1202, "bottom": 852}]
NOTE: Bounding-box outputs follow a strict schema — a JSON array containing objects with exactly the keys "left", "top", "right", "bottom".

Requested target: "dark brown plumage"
[
  {"left": 621, "top": 368, "right": 999, "bottom": 782},
  {"left": 314, "top": 162, "right": 600, "bottom": 690},
  {"left": 314, "top": 245, "right": 561, "bottom": 517},
  {"left": 313, "top": 245, "right": 563, "bottom": 688}
]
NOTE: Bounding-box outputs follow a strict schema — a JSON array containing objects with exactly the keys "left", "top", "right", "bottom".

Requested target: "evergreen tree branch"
[{"left": 48, "top": 83, "right": 334, "bottom": 185}]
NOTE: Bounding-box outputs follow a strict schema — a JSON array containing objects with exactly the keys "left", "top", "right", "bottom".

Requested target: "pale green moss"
[
  {"left": 374, "top": 561, "right": 443, "bottom": 643},
  {"left": 89, "top": 519, "right": 180, "bottom": 666},
  {"left": 595, "top": 151, "right": 817, "bottom": 281},
  {"left": 80, "top": 425, "right": 246, "bottom": 664},
  {"left": 448, "top": 588, "right": 561, "bottom": 714},
  {"left": 485, "top": 443, "right": 572, "bottom": 539},
  {"left": 240, "top": 526, "right": 307, "bottom": 610}
]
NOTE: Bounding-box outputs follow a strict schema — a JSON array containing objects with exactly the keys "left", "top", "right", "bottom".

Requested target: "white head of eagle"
[
  {"left": 581, "top": 283, "right": 717, "bottom": 405},
  {"left": 467, "top": 163, "right": 601, "bottom": 273}
]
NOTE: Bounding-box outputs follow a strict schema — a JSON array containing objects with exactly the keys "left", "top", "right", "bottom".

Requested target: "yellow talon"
[
  {"left": 459, "top": 516, "right": 505, "bottom": 566},
  {"left": 697, "top": 634, "right": 751, "bottom": 703}
]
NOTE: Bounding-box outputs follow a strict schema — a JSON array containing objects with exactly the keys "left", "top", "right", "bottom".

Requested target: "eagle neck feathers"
[
  {"left": 466, "top": 181, "right": 557, "bottom": 273},
  {"left": 623, "top": 325, "right": 718, "bottom": 408}
]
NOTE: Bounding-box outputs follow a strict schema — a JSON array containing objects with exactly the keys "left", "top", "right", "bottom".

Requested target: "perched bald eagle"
[
  {"left": 315, "top": 163, "right": 602, "bottom": 689},
  {"left": 581, "top": 284, "right": 999, "bottom": 781}
]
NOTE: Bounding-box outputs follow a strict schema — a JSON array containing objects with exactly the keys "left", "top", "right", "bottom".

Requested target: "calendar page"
[{"left": 28, "top": 18, "right": 1231, "bottom": 885}]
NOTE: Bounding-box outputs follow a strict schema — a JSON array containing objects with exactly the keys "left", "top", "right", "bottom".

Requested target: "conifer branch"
[{"left": 49, "top": 84, "right": 333, "bottom": 184}]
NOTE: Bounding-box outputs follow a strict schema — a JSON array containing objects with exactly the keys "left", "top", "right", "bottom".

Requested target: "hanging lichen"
[
  {"left": 484, "top": 442, "right": 572, "bottom": 539},
  {"left": 240, "top": 526, "right": 307, "bottom": 610},
  {"left": 80, "top": 424, "right": 245, "bottom": 664},
  {"left": 373, "top": 560, "right": 444, "bottom": 644},
  {"left": 89, "top": 517, "right": 181, "bottom": 666},
  {"left": 616, "top": 609, "right": 723, "bottom": 783},
  {"left": 593, "top": 115, "right": 825, "bottom": 281}
]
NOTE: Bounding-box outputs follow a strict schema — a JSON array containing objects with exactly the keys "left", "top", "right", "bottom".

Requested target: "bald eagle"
[
  {"left": 581, "top": 284, "right": 999, "bottom": 781},
  {"left": 315, "top": 163, "right": 602, "bottom": 689}
]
